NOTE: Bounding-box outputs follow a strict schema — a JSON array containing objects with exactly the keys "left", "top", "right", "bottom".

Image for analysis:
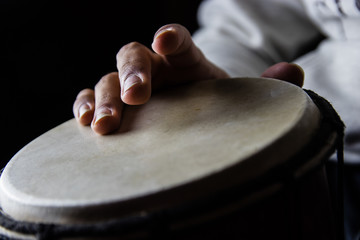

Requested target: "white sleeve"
[{"left": 193, "top": 0, "right": 323, "bottom": 77}]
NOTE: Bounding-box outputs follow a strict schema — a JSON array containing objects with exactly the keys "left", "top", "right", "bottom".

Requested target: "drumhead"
[{"left": 0, "top": 77, "right": 320, "bottom": 225}]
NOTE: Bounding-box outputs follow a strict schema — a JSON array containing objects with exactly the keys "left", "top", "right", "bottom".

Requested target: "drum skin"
[{"left": 0, "top": 77, "right": 339, "bottom": 240}]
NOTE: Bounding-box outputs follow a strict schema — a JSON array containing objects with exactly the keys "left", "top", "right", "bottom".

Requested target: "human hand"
[
  {"left": 73, "top": 24, "right": 304, "bottom": 135},
  {"left": 73, "top": 24, "right": 228, "bottom": 134}
]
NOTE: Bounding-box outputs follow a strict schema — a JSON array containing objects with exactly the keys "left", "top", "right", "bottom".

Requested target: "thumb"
[
  {"left": 151, "top": 24, "right": 228, "bottom": 78},
  {"left": 151, "top": 24, "right": 201, "bottom": 67}
]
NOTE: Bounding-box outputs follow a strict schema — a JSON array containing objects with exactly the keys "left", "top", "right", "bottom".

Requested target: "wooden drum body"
[{"left": 0, "top": 78, "right": 342, "bottom": 239}]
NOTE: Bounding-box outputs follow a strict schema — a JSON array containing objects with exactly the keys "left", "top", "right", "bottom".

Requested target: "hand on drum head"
[{"left": 73, "top": 24, "right": 304, "bottom": 135}]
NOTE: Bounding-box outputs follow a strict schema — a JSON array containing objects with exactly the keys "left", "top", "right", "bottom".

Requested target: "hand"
[{"left": 73, "top": 24, "right": 304, "bottom": 135}]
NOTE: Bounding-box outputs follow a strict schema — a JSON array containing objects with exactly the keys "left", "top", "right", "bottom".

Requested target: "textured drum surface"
[{"left": 0, "top": 78, "right": 320, "bottom": 224}]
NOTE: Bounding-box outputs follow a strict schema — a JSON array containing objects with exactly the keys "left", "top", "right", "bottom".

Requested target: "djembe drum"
[{"left": 0, "top": 78, "right": 343, "bottom": 240}]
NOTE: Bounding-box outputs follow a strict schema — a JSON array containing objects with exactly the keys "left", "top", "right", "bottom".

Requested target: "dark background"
[{"left": 1, "top": 0, "right": 202, "bottom": 167}]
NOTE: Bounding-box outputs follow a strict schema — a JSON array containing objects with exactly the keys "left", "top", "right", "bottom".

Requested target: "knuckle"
[
  {"left": 120, "top": 61, "right": 140, "bottom": 77},
  {"left": 95, "top": 73, "right": 118, "bottom": 90},
  {"left": 117, "top": 41, "right": 144, "bottom": 58},
  {"left": 97, "top": 101, "right": 113, "bottom": 110},
  {"left": 95, "top": 91, "right": 114, "bottom": 106},
  {"left": 119, "top": 60, "right": 149, "bottom": 84},
  {"left": 96, "top": 94, "right": 122, "bottom": 111},
  {"left": 76, "top": 88, "right": 94, "bottom": 99},
  {"left": 116, "top": 42, "right": 151, "bottom": 82},
  {"left": 162, "top": 23, "right": 183, "bottom": 31},
  {"left": 124, "top": 41, "right": 143, "bottom": 50}
]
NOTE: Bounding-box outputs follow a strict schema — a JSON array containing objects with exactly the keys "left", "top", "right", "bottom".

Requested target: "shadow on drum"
[{"left": 115, "top": 78, "right": 284, "bottom": 136}]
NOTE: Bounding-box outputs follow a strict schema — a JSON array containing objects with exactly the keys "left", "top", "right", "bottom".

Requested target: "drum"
[{"left": 0, "top": 78, "right": 343, "bottom": 240}]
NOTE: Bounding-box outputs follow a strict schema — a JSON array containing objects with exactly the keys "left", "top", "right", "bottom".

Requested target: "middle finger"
[{"left": 92, "top": 72, "right": 123, "bottom": 135}]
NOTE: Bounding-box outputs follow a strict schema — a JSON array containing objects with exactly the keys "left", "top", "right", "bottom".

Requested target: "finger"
[
  {"left": 92, "top": 72, "right": 123, "bottom": 135},
  {"left": 73, "top": 89, "right": 95, "bottom": 126},
  {"left": 152, "top": 24, "right": 229, "bottom": 79},
  {"left": 116, "top": 42, "right": 153, "bottom": 105},
  {"left": 261, "top": 62, "right": 304, "bottom": 87},
  {"left": 151, "top": 24, "right": 203, "bottom": 67}
]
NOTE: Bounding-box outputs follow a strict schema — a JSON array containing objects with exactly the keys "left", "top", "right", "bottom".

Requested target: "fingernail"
[
  {"left": 123, "top": 75, "right": 142, "bottom": 93},
  {"left": 94, "top": 108, "right": 112, "bottom": 125},
  {"left": 79, "top": 104, "right": 91, "bottom": 118},
  {"left": 291, "top": 63, "right": 304, "bottom": 75},
  {"left": 289, "top": 63, "right": 305, "bottom": 86},
  {"left": 154, "top": 27, "right": 175, "bottom": 40}
]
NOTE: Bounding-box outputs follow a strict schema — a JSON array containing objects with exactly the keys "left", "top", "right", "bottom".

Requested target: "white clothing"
[{"left": 193, "top": 0, "right": 360, "bottom": 163}]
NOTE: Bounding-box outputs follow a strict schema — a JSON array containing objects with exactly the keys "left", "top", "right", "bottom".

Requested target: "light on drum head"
[{"left": 0, "top": 78, "right": 342, "bottom": 239}]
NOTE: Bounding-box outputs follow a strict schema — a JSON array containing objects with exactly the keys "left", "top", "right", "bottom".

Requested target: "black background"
[{"left": 1, "top": 0, "right": 202, "bottom": 167}]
